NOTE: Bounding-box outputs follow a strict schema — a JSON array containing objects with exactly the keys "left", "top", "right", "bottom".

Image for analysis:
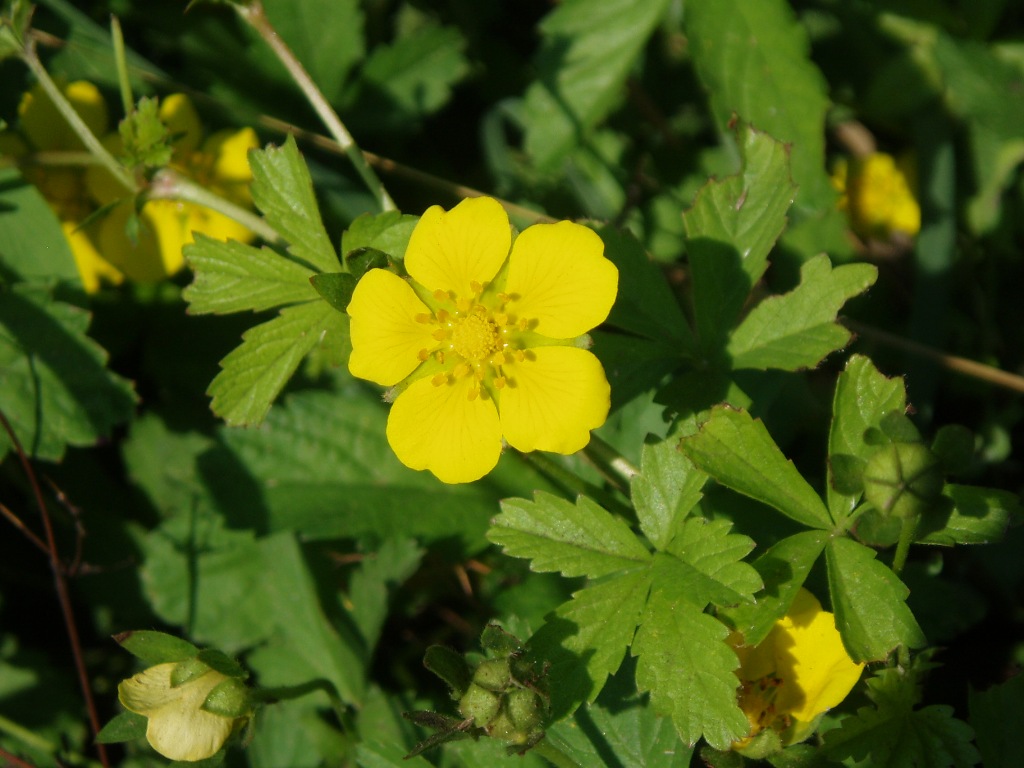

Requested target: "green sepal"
[
  {"left": 424, "top": 645, "right": 472, "bottom": 697},
  {"left": 171, "top": 657, "right": 212, "bottom": 687},
  {"left": 113, "top": 630, "right": 199, "bottom": 664},
  {"left": 830, "top": 454, "right": 867, "bottom": 496},
  {"left": 95, "top": 710, "right": 148, "bottom": 743},
  {"left": 879, "top": 411, "right": 922, "bottom": 443},
  {"left": 197, "top": 649, "right": 248, "bottom": 679},
  {"left": 345, "top": 246, "right": 391, "bottom": 278},
  {"left": 202, "top": 678, "right": 251, "bottom": 718},
  {"left": 310, "top": 272, "right": 357, "bottom": 313},
  {"left": 480, "top": 624, "right": 523, "bottom": 657}
]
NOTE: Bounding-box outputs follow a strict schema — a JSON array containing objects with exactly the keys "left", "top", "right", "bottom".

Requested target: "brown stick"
[
  {"left": 0, "top": 411, "right": 110, "bottom": 768},
  {"left": 0, "top": 745, "right": 39, "bottom": 768}
]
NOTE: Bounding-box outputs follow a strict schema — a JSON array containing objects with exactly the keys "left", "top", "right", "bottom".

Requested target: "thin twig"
[
  {"left": 0, "top": 502, "right": 49, "bottom": 556},
  {"left": 0, "top": 745, "right": 37, "bottom": 768},
  {"left": 0, "top": 410, "right": 110, "bottom": 768},
  {"left": 843, "top": 318, "right": 1024, "bottom": 395}
]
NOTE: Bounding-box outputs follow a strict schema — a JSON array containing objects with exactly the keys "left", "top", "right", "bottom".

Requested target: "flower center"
[
  {"left": 734, "top": 675, "right": 788, "bottom": 746},
  {"left": 451, "top": 313, "right": 499, "bottom": 361}
]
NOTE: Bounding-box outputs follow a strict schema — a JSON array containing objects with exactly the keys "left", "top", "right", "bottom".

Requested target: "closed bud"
[
  {"left": 202, "top": 677, "right": 251, "bottom": 718},
  {"left": 472, "top": 658, "right": 511, "bottom": 692},
  {"left": 459, "top": 683, "right": 501, "bottom": 727},
  {"left": 863, "top": 442, "right": 944, "bottom": 519},
  {"left": 506, "top": 688, "right": 543, "bottom": 732}
]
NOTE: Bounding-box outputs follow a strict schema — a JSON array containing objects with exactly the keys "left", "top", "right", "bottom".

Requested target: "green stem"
[
  {"left": 237, "top": 1, "right": 396, "bottom": 212},
  {"left": 148, "top": 168, "right": 284, "bottom": 245},
  {"left": 531, "top": 740, "right": 583, "bottom": 768},
  {"left": 580, "top": 434, "right": 639, "bottom": 492},
  {"left": 21, "top": 43, "right": 136, "bottom": 194},
  {"left": 110, "top": 15, "right": 134, "bottom": 118},
  {"left": 518, "top": 449, "right": 637, "bottom": 524},
  {"left": 892, "top": 514, "right": 918, "bottom": 576}
]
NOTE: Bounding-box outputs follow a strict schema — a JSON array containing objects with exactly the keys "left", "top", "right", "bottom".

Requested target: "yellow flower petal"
[
  {"left": 119, "top": 663, "right": 234, "bottom": 762},
  {"left": 504, "top": 221, "right": 617, "bottom": 339},
  {"left": 84, "top": 132, "right": 128, "bottom": 206},
  {"left": 387, "top": 374, "right": 503, "bottom": 483},
  {"left": 204, "top": 127, "right": 258, "bottom": 187},
  {"left": 62, "top": 220, "right": 123, "bottom": 293},
  {"left": 348, "top": 269, "right": 438, "bottom": 386},
  {"left": 499, "top": 346, "right": 610, "bottom": 454},
  {"left": 96, "top": 201, "right": 180, "bottom": 283},
  {"left": 19, "top": 81, "right": 108, "bottom": 151},
  {"left": 159, "top": 93, "right": 203, "bottom": 156},
  {"left": 405, "top": 196, "right": 511, "bottom": 296}
]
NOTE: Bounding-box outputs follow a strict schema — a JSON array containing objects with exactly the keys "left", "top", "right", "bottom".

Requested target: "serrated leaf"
[
  {"left": 340, "top": 211, "right": 419, "bottom": 259},
  {"left": 828, "top": 355, "right": 907, "bottom": 523},
  {"left": 825, "top": 537, "right": 926, "bottom": 662},
  {"left": 661, "top": 519, "right": 761, "bottom": 606},
  {"left": 0, "top": 168, "right": 81, "bottom": 285},
  {"left": 249, "top": 136, "right": 339, "bottom": 273},
  {"left": 310, "top": 272, "right": 357, "bottom": 312},
  {"left": 0, "top": 285, "right": 136, "bottom": 461},
  {"left": 489, "top": 492, "right": 651, "bottom": 578},
  {"left": 680, "top": 407, "right": 831, "bottom": 529},
  {"left": 917, "top": 485, "right": 1016, "bottom": 546},
  {"left": 184, "top": 235, "right": 318, "bottom": 314},
  {"left": 95, "top": 710, "right": 148, "bottom": 743},
  {"left": 114, "top": 630, "right": 199, "bottom": 664},
  {"left": 632, "top": 579, "right": 748, "bottom": 749},
  {"left": 721, "top": 530, "right": 827, "bottom": 646},
  {"left": 683, "top": 125, "right": 796, "bottom": 356},
  {"left": 631, "top": 438, "right": 707, "bottom": 551},
  {"left": 346, "top": 538, "right": 423, "bottom": 652},
  {"left": 528, "top": 570, "right": 650, "bottom": 718},
  {"left": 969, "top": 673, "right": 1024, "bottom": 768},
  {"left": 727, "top": 256, "right": 877, "bottom": 371},
  {"left": 685, "top": 0, "right": 835, "bottom": 216},
  {"left": 208, "top": 300, "right": 342, "bottom": 426},
  {"left": 520, "top": 0, "right": 672, "bottom": 169},
  {"left": 120, "top": 96, "right": 172, "bottom": 168}
]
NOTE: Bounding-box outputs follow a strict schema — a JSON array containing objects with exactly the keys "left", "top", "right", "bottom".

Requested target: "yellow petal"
[
  {"left": 84, "top": 133, "right": 128, "bottom": 206},
  {"left": 62, "top": 220, "right": 123, "bottom": 293},
  {"left": 386, "top": 374, "right": 502, "bottom": 483},
  {"left": 499, "top": 346, "right": 610, "bottom": 454},
  {"left": 405, "top": 196, "right": 511, "bottom": 296},
  {"left": 204, "top": 127, "right": 258, "bottom": 187},
  {"left": 348, "top": 269, "right": 438, "bottom": 386},
  {"left": 119, "top": 663, "right": 234, "bottom": 762},
  {"left": 504, "top": 221, "right": 617, "bottom": 339},
  {"left": 19, "top": 81, "right": 108, "bottom": 151},
  {"left": 96, "top": 201, "right": 179, "bottom": 283},
  {"left": 772, "top": 590, "right": 863, "bottom": 724},
  {"left": 159, "top": 93, "right": 203, "bottom": 156}
]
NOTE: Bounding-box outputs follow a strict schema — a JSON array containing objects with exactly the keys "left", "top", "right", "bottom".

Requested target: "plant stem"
[
  {"left": 892, "top": 514, "right": 918, "bottom": 576},
  {"left": 21, "top": 42, "right": 135, "bottom": 195},
  {"left": 236, "top": 1, "right": 396, "bottom": 212},
  {"left": 148, "top": 168, "right": 284, "bottom": 245},
  {"left": 531, "top": 740, "right": 583, "bottom": 768},
  {"left": 110, "top": 15, "right": 133, "bottom": 117},
  {"left": 581, "top": 434, "right": 639, "bottom": 492},
  {"left": 0, "top": 410, "right": 110, "bottom": 768}
]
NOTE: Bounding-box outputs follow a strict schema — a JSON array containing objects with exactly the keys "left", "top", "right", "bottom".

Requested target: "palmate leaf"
[
  {"left": 631, "top": 438, "right": 707, "bottom": 552},
  {"left": 726, "top": 255, "right": 877, "bottom": 371},
  {"left": 520, "top": 0, "right": 672, "bottom": 170},
  {"left": 685, "top": 0, "right": 834, "bottom": 217},
  {"left": 917, "top": 485, "right": 1017, "bottom": 545},
  {"left": 680, "top": 407, "right": 832, "bottom": 529},
  {"left": 489, "top": 492, "right": 651, "bottom": 578},
  {"left": 660, "top": 520, "right": 761, "bottom": 606},
  {"left": 682, "top": 125, "right": 796, "bottom": 356},
  {"left": 969, "top": 674, "right": 1024, "bottom": 768}
]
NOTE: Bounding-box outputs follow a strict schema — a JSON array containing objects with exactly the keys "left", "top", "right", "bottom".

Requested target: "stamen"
[
  {"left": 453, "top": 363, "right": 471, "bottom": 379},
  {"left": 433, "top": 289, "right": 449, "bottom": 302},
  {"left": 491, "top": 351, "right": 507, "bottom": 366},
  {"left": 515, "top": 350, "right": 527, "bottom": 362},
  {"left": 470, "top": 280, "right": 484, "bottom": 295},
  {"left": 432, "top": 328, "right": 449, "bottom": 341},
  {"left": 496, "top": 292, "right": 510, "bottom": 304},
  {"left": 518, "top": 318, "right": 530, "bottom": 331},
  {"left": 494, "top": 376, "right": 506, "bottom": 389},
  {"left": 431, "top": 373, "right": 449, "bottom": 387},
  {"left": 417, "top": 349, "right": 430, "bottom": 362},
  {"left": 437, "top": 351, "right": 446, "bottom": 364},
  {"left": 456, "top": 297, "right": 472, "bottom": 313},
  {"left": 493, "top": 312, "right": 508, "bottom": 326},
  {"left": 436, "top": 309, "right": 450, "bottom": 323},
  {"left": 414, "top": 313, "right": 433, "bottom": 324},
  {"left": 467, "top": 384, "right": 479, "bottom": 401}
]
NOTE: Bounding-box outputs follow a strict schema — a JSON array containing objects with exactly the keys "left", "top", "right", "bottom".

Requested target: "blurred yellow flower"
[
  {"left": 2, "top": 83, "right": 257, "bottom": 292},
  {"left": 731, "top": 588, "right": 864, "bottom": 753},
  {"left": 833, "top": 152, "right": 921, "bottom": 240},
  {"left": 347, "top": 196, "right": 618, "bottom": 483},
  {"left": 119, "top": 662, "right": 248, "bottom": 762}
]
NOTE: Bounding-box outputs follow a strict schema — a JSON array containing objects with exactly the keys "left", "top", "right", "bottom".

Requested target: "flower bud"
[
  {"left": 203, "top": 677, "right": 252, "bottom": 719},
  {"left": 459, "top": 682, "right": 501, "bottom": 727},
  {"left": 472, "top": 658, "right": 511, "bottom": 692},
  {"left": 863, "top": 442, "right": 944, "bottom": 519},
  {"left": 506, "top": 688, "right": 543, "bottom": 733}
]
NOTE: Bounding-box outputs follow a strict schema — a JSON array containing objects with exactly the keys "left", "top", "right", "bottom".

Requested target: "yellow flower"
[
  {"left": 118, "top": 662, "right": 249, "bottom": 762},
  {"left": 832, "top": 152, "right": 921, "bottom": 240},
  {"left": 731, "top": 589, "right": 864, "bottom": 753},
  {"left": 347, "top": 196, "right": 618, "bottom": 484}
]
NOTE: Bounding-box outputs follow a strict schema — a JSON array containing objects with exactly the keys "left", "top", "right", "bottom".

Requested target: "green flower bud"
[
  {"left": 863, "top": 442, "right": 944, "bottom": 519},
  {"left": 506, "top": 688, "right": 543, "bottom": 733},
  {"left": 472, "top": 658, "right": 511, "bottom": 692},
  {"left": 484, "top": 709, "right": 521, "bottom": 743},
  {"left": 202, "top": 677, "right": 251, "bottom": 718},
  {"left": 459, "top": 683, "right": 501, "bottom": 727}
]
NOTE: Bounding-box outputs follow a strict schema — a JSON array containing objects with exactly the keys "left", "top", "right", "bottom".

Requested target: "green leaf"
[
  {"left": 917, "top": 485, "right": 1017, "bottom": 546},
  {"left": 345, "top": 538, "right": 423, "bottom": 652},
  {"left": 310, "top": 272, "right": 357, "bottom": 313},
  {"left": 340, "top": 211, "right": 418, "bottom": 260},
  {"left": 683, "top": 125, "right": 796, "bottom": 355},
  {"left": 661, "top": 520, "right": 761, "bottom": 607},
  {"left": 95, "top": 710, "right": 148, "bottom": 743},
  {"left": 520, "top": 0, "right": 672, "bottom": 169},
  {"left": 0, "top": 285, "right": 136, "bottom": 461},
  {"left": 970, "top": 673, "right": 1024, "bottom": 768},
  {"left": 249, "top": 136, "right": 340, "bottom": 274},
  {"left": 207, "top": 300, "right": 344, "bottom": 426},
  {"left": 680, "top": 407, "right": 832, "bottom": 529},
  {"left": 685, "top": 0, "right": 835, "bottom": 216},
  {"left": 631, "top": 438, "right": 707, "bottom": 551},
  {"left": 184, "top": 235, "right": 318, "bottom": 315},
  {"left": 489, "top": 492, "right": 652, "bottom": 578},
  {"left": 632, "top": 573, "right": 748, "bottom": 750},
  {"left": 528, "top": 569, "right": 650, "bottom": 718},
  {"left": 825, "top": 537, "right": 926, "bottom": 662},
  {"left": 114, "top": 630, "right": 199, "bottom": 664},
  {"left": 726, "top": 256, "right": 877, "bottom": 370},
  {"left": 827, "top": 355, "right": 907, "bottom": 523},
  {"left": 720, "top": 530, "right": 828, "bottom": 646},
  {"left": 119, "top": 96, "right": 173, "bottom": 168},
  {"left": 0, "top": 168, "right": 81, "bottom": 285},
  {"left": 423, "top": 646, "right": 472, "bottom": 697}
]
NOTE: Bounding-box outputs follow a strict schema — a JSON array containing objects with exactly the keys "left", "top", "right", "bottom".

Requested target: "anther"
[
  {"left": 456, "top": 297, "right": 472, "bottom": 313},
  {"left": 431, "top": 373, "right": 448, "bottom": 387},
  {"left": 470, "top": 280, "right": 484, "bottom": 294},
  {"left": 432, "top": 328, "right": 449, "bottom": 341},
  {"left": 453, "top": 363, "right": 471, "bottom": 379},
  {"left": 492, "top": 351, "right": 507, "bottom": 366},
  {"left": 493, "top": 312, "right": 508, "bottom": 326},
  {"left": 417, "top": 349, "right": 430, "bottom": 362},
  {"left": 518, "top": 318, "right": 530, "bottom": 331},
  {"left": 433, "top": 289, "right": 449, "bottom": 302},
  {"left": 515, "top": 350, "right": 526, "bottom": 362},
  {"left": 494, "top": 376, "right": 506, "bottom": 389},
  {"left": 467, "top": 385, "right": 479, "bottom": 402},
  {"left": 436, "top": 309, "right": 450, "bottom": 323},
  {"left": 497, "top": 292, "right": 510, "bottom": 304}
]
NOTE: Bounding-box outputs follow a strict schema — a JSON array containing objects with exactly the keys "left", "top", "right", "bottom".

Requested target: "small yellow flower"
[
  {"left": 119, "top": 662, "right": 248, "bottom": 762},
  {"left": 832, "top": 152, "right": 921, "bottom": 240},
  {"left": 731, "top": 588, "right": 864, "bottom": 753},
  {"left": 347, "top": 196, "right": 618, "bottom": 484}
]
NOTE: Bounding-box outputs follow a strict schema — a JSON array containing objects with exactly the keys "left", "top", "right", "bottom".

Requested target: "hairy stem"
[
  {"left": 532, "top": 740, "right": 583, "bottom": 768},
  {"left": 892, "top": 514, "right": 918, "bottom": 576}
]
